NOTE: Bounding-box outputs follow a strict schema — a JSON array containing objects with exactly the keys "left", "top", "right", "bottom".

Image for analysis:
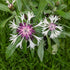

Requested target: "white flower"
[
  {"left": 10, "top": 34, "right": 18, "bottom": 44},
  {"left": 37, "top": 15, "right": 62, "bottom": 39},
  {"left": 16, "top": 39, "right": 23, "bottom": 49},
  {"left": 29, "top": 39, "right": 36, "bottom": 49},
  {"left": 33, "top": 35, "right": 42, "bottom": 45},
  {"left": 9, "top": 19, "right": 18, "bottom": 30},
  {"left": 9, "top": 11, "right": 42, "bottom": 50},
  {"left": 27, "top": 11, "right": 35, "bottom": 23}
]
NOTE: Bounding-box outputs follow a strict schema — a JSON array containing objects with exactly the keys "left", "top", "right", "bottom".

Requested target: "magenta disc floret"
[{"left": 17, "top": 23, "right": 35, "bottom": 40}]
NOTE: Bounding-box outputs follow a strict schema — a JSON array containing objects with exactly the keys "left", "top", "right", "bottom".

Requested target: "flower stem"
[{"left": 46, "top": 36, "right": 52, "bottom": 53}]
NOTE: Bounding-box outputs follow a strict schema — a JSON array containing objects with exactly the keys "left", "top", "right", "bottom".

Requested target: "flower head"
[
  {"left": 35, "top": 15, "right": 62, "bottom": 39},
  {"left": 9, "top": 11, "right": 42, "bottom": 49},
  {"left": 6, "top": 0, "right": 16, "bottom": 9},
  {"left": 17, "top": 23, "right": 35, "bottom": 40}
]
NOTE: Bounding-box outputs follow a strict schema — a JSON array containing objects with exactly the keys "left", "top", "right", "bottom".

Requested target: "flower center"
[
  {"left": 49, "top": 23, "right": 56, "bottom": 31},
  {"left": 17, "top": 23, "right": 35, "bottom": 40}
]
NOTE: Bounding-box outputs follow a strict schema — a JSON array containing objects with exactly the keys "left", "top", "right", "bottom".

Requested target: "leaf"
[
  {"left": 0, "top": 3, "right": 11, "bottom": 13},
  {"left": 46, "top": 0, "right": 54, "bottom": 7},
  {"left": 36, "top": 0, "right": 47, "bottom": 19},
  {"left": 22, "top": 0, "right": 30, "bottom": 10},
  {"left": 44, "top": 10, "right": 52, "bottom": 14},
  {"left": 58, "top": 4, "right": 67, "bottom": 10},
  {"left": 6, "top": 36, "right": 21, "bottom": 59},
  {"left": 63, "top": 32, "right": 70, "bottom": 37},
  {"left": 37, "top": 40, "right": 45, "bottom": 62},
  {"left": 0, "top": 15, "right": 14, "bottom": 28},
  {"left": 16, "top": 0, "right": 22, "bottom": 11},
  {"left": 56, "top": 10, "right": 70, "bottom": 20}
]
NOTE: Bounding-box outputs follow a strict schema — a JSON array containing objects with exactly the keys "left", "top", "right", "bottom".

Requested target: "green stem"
[{"left": 46, "top": 36, "right": 52, "bottom": 53}]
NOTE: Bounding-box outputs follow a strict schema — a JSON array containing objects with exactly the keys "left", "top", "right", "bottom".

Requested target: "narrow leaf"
[
  {"left": 0, "top": 15, "right": 14, "bottom": 28},
  {"left": 6, "top": 36, "right": 21, "bottom": 59},
  {"left": 37, "top": 40, "right": 45, "bottom": 62},
  {"left": 16, "top": 0, "right": 22, "bottom": 11},
  {"left": 0, "top": 3, "right": 11, "bottom": 13},
  {"left": 56, "top": 10, "right": 70, "bottom": 20}
]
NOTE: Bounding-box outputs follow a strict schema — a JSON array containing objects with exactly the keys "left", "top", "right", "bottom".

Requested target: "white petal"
[
  {"left": 33, "top": 35, "right": 42, "bottom": 45},
  {"left": 56, "top": 26, "right": 62, "bottom": 31},
  {"left": 19, "top": 13, "right": 25, "bottom": 23},
  {"left": 42, "top": 26, "right": 48, "bottom": 31},
  {"left": 9, "top": 19, "right": 18, "bottom": 29},
  {"left": 55, "top": 30, "right": 61, "bottom": 36},
  {"left": 49, "top": 15, "right": 54, "bottom": 23},
  {"left": 43, "top": 17, "right": 49, "bottom": 25},
  {"left": 42, "top": 29, "right": 49, "bottom": 36},
  {"left": 34, "top": 20, "right": 43, "bottom": 27},
  {"left": 29, "top": 39, "right": 36, "bottom": 49},
  {"left": 6, "top": 0, "right": 10, "bottom": 4},
  {"left": 50, "top": 31, "right": 56, "bottom": 38},
  {"left": 50, "top": 30, "right": 61, "bottom": 38},
  {"left": 10, "top": 34, "right": 18, "bottom": 44},
  {"left": 54, "top": 16, "right": 59, "bottom": 23},
  {"left": 27, "top": 11, "right": 35, "bottom": 22},
  {"left": 16, "top": 39, "right": 23, "bottom": 49},
  {"left": 49, "top": 15, "right": 59, "bottom": 23},
  {"left": 12, "top": 0, "right": 16, "bottom": 4}
]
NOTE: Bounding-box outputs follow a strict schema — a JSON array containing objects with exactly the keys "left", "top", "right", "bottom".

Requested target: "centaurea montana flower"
[
  {"left": 35, "top": 15, "right": 63, "bottom": 39},
  {"left": 9, "top": 11, "right": 42, "bottom": 49}
]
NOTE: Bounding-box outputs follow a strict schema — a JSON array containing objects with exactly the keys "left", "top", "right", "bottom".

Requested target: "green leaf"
[
  {"left": 36, "top": 0, "right": 47, "bottom": 19},
  {"left": 22, "top": 0, "right": 30, "bottom": 10},
  {"left": 6, "top": 36, "right": 21, "bottom": 59},
  {"left": 0, "top": 3, "right": 11, "bottom": 13},
  {"left": 63, "top": 32, "right": 70, "bottom": 37},
  {"left": 56, "top": 10, "right": 70, "bottom": 20},
  {"left": 37, "top": 40, "right": 45, "bottom": 62},
  {"left": 46, "top": 0, "right": 54, "bottom": 7},
  {"left": 44, "top": 10, "right": 52, "bottom": 14},
  {"left": 0, "top": 15, "right": 14, "bottom": 28},
  {"left": 16, "top": 0, "right": 22, "bottom": 11},
  {"left": 58, "top": 4, "right": 67, "bottom": 10}
]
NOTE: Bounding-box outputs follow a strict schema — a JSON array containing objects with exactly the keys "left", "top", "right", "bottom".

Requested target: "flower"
[
  {"left": 6, "top": 0, "right": 16, "bottom": 9},
  {"left": 9, "top": 11, "right": 42, "bottom": 49},
  {"left": 35, "top": 15, "right": 62, "bottom": 39}
]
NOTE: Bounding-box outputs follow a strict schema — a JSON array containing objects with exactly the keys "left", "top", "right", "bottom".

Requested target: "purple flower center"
[
  {"left": 17, "top": 23, "right": 35, "bottom": 40},
  {"left": 49, "top": 23, "right": 56, "bottom": 31}
]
